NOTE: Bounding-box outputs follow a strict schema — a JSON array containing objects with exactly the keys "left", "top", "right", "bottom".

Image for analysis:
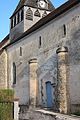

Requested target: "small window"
[
  {"left": 21, "top": 9, "right": 24, "bottom": 21},
  {"left": 63, "top": 24, "right": 66, "bottom": 36},
  {"left": 14, "top": 16, "right": 16, "bottom": 26},
  {"left": 20, "top": 47, "right": 22, "bottom": 56},
  {"left": 26, "top": 8, "right": 33, "bottom": 21},
  {"left": 11, "top": 19, "right": 13, "bottom": 29},
  {"left": 39, "top": 36, "right": 41, "bottom": 48},
  {"left": 13, "top": 62, "right": 16, "bottom": 84},
  {"left": 17, "top": 12, "right": 20, "bottom": 23}
]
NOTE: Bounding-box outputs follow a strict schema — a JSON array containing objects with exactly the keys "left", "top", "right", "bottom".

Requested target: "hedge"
[
  {"left": 0, "top": 89, "right": 14, "bottom": 102},
  {"left": 0, "top": 89, "right": 14, "bottom": 120}
]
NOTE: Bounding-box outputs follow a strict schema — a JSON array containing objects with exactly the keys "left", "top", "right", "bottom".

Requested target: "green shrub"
[
  {"left": 0, "top": 103, "right": 13, "bottom": 120},
  {"left": 0, "top": 89, "right": 14, "bottom": 102},
  {"left": 0, "top": 89, "right": 14, "bottom": 120}
]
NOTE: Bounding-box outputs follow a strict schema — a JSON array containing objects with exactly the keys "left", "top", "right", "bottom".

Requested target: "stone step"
[{"left": 19, "top": 107, "right": 80, "bottom": 120}]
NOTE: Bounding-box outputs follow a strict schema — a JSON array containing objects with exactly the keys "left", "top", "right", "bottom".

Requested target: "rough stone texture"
[
  {"left": 19, "top": 109, "right": 80, "bottom": 120},
  {"left": 5, "top": 2, "right": 80, "bottom": 113},
  {"left": 57, "top": 49, "right": 70, "bottom": 114},
  {"left": 29, "top": 59, "right": 38, "bottom": 107},
  {"left": 0, "top": 50, "right": 7, "bottom": 89}
]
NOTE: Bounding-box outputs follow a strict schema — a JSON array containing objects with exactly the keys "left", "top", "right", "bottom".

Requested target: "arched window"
[
  {"left": 20, "top": 47, "right": 22, "bottom": 56},
  {"left": 11, "top": 18, "right": 13, "bottom": 29},
  {"left": 13, "top": 62, "right": 16, "bottom": 84},
  {"left": 17, "top": 12, "right": 20, "bottom": 23},
  {"left": 21, "top": 9, "right": 24, "bottom": 21},
  {"left": 39, "top": 36, "right": 42, "bottom": 48},
  {"left": 63, "top": 24, "right": 66, "bottom": 36},
  {"left": 26, "top": 8, "right": 33, "bottom": 21},
  {"left": 14, "top": 16, "right": 16, "bottom": 26}
]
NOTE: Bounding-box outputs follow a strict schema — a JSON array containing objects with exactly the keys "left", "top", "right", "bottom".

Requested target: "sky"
[{"left": 0, "top": 0, "right": 68, "bottom": 41}]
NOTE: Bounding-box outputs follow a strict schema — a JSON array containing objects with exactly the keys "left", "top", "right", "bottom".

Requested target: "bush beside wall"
[{"left": 0, "top": 89, "right": 14, "bottom": 120}]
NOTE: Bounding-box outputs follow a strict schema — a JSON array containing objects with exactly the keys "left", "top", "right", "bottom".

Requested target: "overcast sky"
[{"left": 0, "top": 0, "right": 68, "bottom": 41}]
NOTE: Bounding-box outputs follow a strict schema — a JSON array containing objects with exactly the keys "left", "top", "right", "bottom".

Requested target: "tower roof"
[{"left": 10, "top": 0, "right": 55, "bottom": 18}]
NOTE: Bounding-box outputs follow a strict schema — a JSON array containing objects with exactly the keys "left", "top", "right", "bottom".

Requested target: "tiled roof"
[
  {"left": 0, "top": 34, "right": 9, "bottom": 49},
  {"left": 11, "top": 0, "right": 54, "bottom": 18},
  {"left": 12, "top": 0, "right": 26, "bottom": 17}
]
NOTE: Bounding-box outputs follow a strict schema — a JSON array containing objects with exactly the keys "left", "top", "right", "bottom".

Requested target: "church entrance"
[{"left": 46, "top": 81, "right": 53, "bottom": 108}]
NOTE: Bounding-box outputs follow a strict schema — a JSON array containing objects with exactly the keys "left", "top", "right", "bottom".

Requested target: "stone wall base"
[
  {"left": 71, "top": 104, "right": 80, "bottom": 113},
  {"left": 19, "top": 108, "right": 80, "bottom": 120}
]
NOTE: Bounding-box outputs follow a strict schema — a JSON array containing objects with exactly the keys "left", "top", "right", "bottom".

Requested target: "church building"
[{"left": 0, "top": 0, "right": 80, "bottom": 114}]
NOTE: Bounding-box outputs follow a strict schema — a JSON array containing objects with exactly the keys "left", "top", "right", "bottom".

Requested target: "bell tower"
[{"left": 10, "top": 0, "right": 55, "bottom": 41}]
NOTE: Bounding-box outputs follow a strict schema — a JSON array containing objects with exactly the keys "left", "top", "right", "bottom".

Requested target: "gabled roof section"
[
  {"left": 10, "top": 0, "right": 55, "bottom": 18},
  {"left": 12, "top": 0, "right": 26, "bottom": 17}
]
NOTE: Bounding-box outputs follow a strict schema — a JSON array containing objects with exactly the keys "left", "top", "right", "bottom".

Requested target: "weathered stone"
[
  {"left": 19, "top": 109, "right": 80, "bottom": 120},
  {"left": 56, "top": 47, "right": 70, "bottom": 114},
  {"left": 0, "top": 50, "right": 7, "bottom": 89}
]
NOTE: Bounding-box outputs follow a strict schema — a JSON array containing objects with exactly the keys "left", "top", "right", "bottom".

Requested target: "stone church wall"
[
  {"left": 0, "top": 50, "right": 7, "bottom": 89},
  {"left": 7, "top": 3, "right": 80, "bottom": 112}
]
